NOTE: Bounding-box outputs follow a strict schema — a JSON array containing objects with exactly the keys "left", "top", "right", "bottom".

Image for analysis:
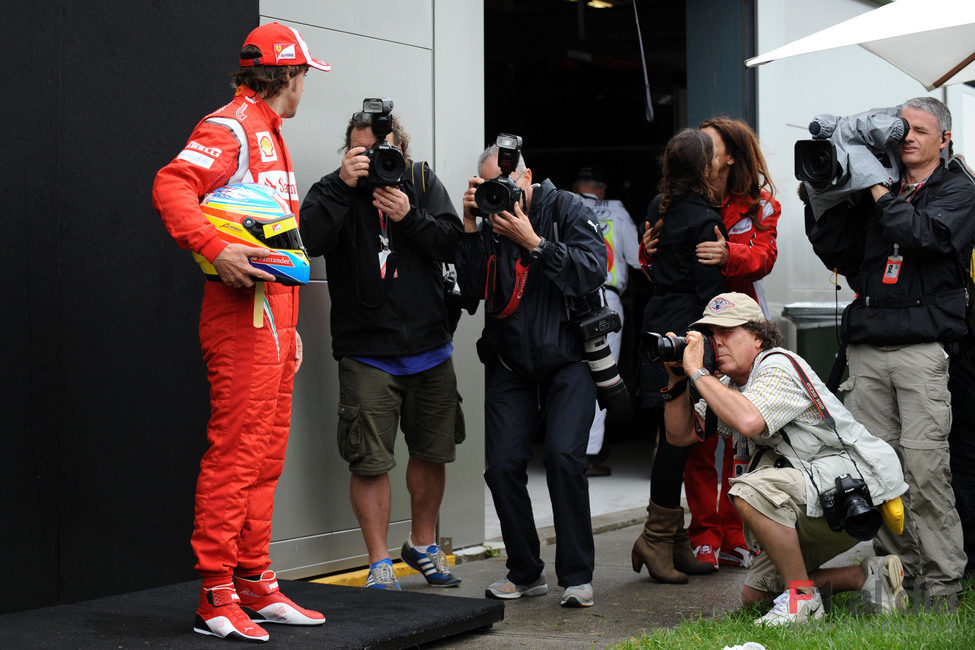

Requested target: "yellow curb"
[{"left": 310, "top": 555, "right": 456, "bottom": 588}]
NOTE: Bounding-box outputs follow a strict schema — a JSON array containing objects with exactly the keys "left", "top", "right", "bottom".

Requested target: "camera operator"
[
  {"left": 455, "top": 141, "right": 607, "bottom": 608},
  {"left": 299, "top": 104, "right": 465, "bottom": 591},
  {"left": 804, "top": 97, "right": 974, "bottom": 601},
  {"left": 664, "top": 292, "right": 909, "bottom": 625}
]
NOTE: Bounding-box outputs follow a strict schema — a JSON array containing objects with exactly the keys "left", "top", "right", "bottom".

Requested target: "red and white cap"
[{"left": 240, "top": 22, "right": 331, "bottom": 72}]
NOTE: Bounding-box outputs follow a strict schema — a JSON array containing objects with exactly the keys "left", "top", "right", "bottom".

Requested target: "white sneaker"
[
  {"left": 754, "top": 587, "right": 823, "bottom": 626},
  {"left": 484, "top": 575, "right": 548, "bottom": 600},
  {"left": 560, "top": 583, "right": 594, "bottom": 607},
  {"left": 861, "top": 555, "right": 909, "bottom": 614}
]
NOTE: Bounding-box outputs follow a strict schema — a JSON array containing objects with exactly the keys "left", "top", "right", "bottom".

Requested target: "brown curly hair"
[
  {"left": 232, "top": 45, "right": 308, "bottom": 98},
  {"left": 699, "top": 117, "right": 776, "bottom": 229},
  {"left": 657, "top": 129, "right": 717, "bottom": 214},
  {"left": 742, "top": 320, "right": 784, "bottom": 350}
]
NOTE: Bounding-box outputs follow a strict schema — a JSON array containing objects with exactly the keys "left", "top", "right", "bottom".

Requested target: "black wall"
[{"left": 2, "top": 1, "right": 259, "bottom": 614}]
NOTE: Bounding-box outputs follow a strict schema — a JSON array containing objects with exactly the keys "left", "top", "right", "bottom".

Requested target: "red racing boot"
[
  {"left": 194, "top": 583, "right": 270, "bottom": 642},
  {"left": 234, "top": 570, "right": 326, "bottom": 626}
]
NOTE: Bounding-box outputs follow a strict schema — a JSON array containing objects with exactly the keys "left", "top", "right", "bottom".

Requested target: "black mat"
[{"left": 0, "top": 579, "right": 504, "bottom": 649}]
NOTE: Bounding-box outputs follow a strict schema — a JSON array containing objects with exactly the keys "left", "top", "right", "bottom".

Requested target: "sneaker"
[
  {"left": 693, "top": 545, "right": 720, "bottom": 570},
  {"left": 560, "top": 583, "right": 594, "bottom": 607},
  {"left": 234, "top": 570, "right": 325, "bottom": 626},
  {"left": 719, "top": 546, "right": 754, "bottom": 569},
  {"left": 861, "top": 555, "right": 909, "bottom": 614},
  {"left": 194, "top": 583, "right": 270, "bottom": 642},
  {"left": 754, "top": 587, "right": 824, "bottom": 626},
  {"left": 484, "top": 574, "right": 548, "bottom": 600},
  {"left": 365, "top": 559, "right": 402, "bottom": 591},
  {"left": 400, "top": 541, "right": 462, "bottom": 587}
]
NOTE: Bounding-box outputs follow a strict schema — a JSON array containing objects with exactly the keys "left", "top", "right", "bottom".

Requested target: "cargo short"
[
  {"left": 729, "top": 465, "right": 858, "bottom": 595},
  {"left": 336, "top": 357, "right": 465, "bottom": 475}
]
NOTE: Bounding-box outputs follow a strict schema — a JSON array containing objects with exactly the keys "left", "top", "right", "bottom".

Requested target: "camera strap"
[{"left": 760, "top": 351, "right": 868, "bottom": 491}]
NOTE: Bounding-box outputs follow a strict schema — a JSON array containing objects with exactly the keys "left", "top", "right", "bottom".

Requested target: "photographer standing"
[
  {"left": 299, "top": 106, "right": 464, "bottom": 591},
  {"left": 455, "top": 141, "right": 607, "bottom": 607},
  {"left": 665, "top": 293, "right": 909, "bottom": 626},
  {"left": 805, "top": 97, "right": 974, "bottom": 601}
]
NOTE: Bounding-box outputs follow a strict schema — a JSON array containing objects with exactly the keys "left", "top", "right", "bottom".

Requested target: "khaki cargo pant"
[{"left": 842, "top": 342, "right": 966, "bottom": 596}]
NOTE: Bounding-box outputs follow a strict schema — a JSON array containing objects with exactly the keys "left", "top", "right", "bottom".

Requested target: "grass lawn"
[{"left": 615, "top": 575, "right": 975, "bottom": 650}]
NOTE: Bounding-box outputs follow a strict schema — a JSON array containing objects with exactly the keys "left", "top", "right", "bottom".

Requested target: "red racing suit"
[
  {"left": 152, "top": 86, "right": 299, "bottom": 585},
  {"left": 685, "top": 190, "right": 780, "bottom": 552}
]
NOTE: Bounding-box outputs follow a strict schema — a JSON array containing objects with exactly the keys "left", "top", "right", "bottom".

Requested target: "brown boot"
[
  {"left": 631, "top": 500, "right": 689, "bottom": 584},
  {"left": 673, "top": 509, "right": 717, "bottom": 575}
]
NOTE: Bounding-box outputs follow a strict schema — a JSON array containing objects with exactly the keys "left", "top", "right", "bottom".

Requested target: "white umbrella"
[{"left": 746, "top": 0, "right": 975, "bottom": 90}]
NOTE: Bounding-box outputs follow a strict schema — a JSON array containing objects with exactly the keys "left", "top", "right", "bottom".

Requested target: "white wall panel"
[
  {"left": 261, "top": 0, "right": 433, "bottom": 49},
  {"left": 755, "top": 0, "right": 948, "bottom": 315}
]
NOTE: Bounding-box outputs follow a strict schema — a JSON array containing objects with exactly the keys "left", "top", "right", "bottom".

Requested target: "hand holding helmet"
[
  {"left": 213, "top": 244, "right": 275, "bottom": 288},
  {"left": 196, "top": 183, "right": 311, "bottom": 286}
]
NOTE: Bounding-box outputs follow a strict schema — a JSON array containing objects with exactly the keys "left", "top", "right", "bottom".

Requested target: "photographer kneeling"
[{"left": 662, "top": 292, "right": 909, "bottom": 626}]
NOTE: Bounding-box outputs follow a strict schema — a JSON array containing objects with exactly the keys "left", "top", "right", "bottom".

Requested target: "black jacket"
[
  {"left": 805, "top": 162, "right": 975, "bottom": 345},
  {"left": 299, "top": 162, "right": 462, "bottom": 359},
  {"left": 639, "top": 191, "right": 726, "bottom": 407},
  {"left": 455, "top": 179, "right": 607, "bottom": 380}
]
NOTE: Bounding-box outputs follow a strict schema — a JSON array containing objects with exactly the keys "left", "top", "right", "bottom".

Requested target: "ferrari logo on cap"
[
  {"left": 708, "top": 296, "right": 735, "bottom": 312},
  {"left": 257, "top": 132, "right": 277, "bottom": 162},
  {"left": 274, "top": 43, "right": 297, "bottom": 62}
]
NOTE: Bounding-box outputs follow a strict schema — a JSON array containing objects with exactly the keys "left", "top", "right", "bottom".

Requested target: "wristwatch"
[
  {"left": 688, "top": 368, "right": 710, "bottom": 385},
  {"left": 528, "top": 238, "right": 547, "bottom": 259}
]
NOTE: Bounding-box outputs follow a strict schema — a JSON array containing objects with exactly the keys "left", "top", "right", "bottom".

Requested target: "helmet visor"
[{"left": 244, "top": 214, "right": 305, "bottom": 252}]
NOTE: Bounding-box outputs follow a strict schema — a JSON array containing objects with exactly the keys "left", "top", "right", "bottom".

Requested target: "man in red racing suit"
[{"left": 152, "top": 22, "right": 329, "bottom": 643}]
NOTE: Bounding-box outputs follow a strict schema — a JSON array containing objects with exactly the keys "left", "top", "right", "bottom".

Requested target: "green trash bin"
[{"left": 781, "top": 302, "right": 849, "bottom": 383}]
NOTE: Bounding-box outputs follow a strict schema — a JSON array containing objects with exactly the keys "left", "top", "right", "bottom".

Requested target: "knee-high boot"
[{"left": 631, "top": 500, "right": 688, "bottom": 584}]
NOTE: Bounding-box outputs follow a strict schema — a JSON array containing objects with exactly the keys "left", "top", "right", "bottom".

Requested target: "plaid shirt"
[{"left": 693, "top": 362, "right": 823, "bottom": 440}]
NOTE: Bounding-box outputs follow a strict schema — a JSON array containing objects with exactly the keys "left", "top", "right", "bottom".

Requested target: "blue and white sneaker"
[
  {"left": 365, "top": 559, "right": 402, "bottom": 591},
  {"left": 400, "top": 541, "right": 462, "bottom": 587}
]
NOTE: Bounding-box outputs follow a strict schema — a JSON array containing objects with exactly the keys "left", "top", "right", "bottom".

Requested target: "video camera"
[
  {"left": 475, "top": 133, "right": 525, "bottom": 215},
  {"left": 356, "top": 97, "right": 406, "bottom": 187},
  {"left": 794, "top": 106, "right": 908, "bottom": 218},
  {"left": 569, "top": 290, "right": 631, "bottom": 419}
]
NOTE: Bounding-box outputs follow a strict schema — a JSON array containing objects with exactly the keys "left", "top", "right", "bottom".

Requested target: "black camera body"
[
  {"left": 358, "top": 97, "right": 406, "bottom": 188},
  {"left": 569, "top": 291, "right": 631, "bottom": 419},
  {"left": 642, "top": 331, "right": 718, "bottom": 376},
  {"left": 819, "top": 473, "right": 882, "bottom": 541},
  {"left": 475, "top": 133, "right": 525, "bottom": 215}
]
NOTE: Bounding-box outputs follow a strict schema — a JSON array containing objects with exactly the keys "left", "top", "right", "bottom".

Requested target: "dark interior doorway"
[
  {"left": 484, "top": 0, "right": 687, "bottom": 220},
  {"left": 483, "top": 0, "right": 688, "bottom": 443}
]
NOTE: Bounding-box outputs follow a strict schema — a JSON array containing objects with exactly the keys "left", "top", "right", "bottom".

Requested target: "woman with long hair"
[
  {"left": 631, "top": 128, "right": 727, "bottom": 584},
  {"left": 682, "top": 118, "right": 781, "bottom": 571}
]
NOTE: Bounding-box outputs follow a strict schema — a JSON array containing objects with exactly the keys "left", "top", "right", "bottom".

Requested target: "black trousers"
[
  {"left": 949, "top": 341, "right": 975, "bottom": 575},
  {"left": 483, "top": 359, "right": 596, "bottom": 587}
]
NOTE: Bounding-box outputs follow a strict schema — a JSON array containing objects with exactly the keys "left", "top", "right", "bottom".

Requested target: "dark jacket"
[
  {"left": 299, "top": 162, "right": 462, "bottom": 359},
  {"left": 455, "top": 179, "right": 607, "bottom": 380},
  {"left": 805, "top": 162, "right": 975, "bottom": 345},
  {"left": 639, "top": 191, "right": 726, "bottom": 407}
]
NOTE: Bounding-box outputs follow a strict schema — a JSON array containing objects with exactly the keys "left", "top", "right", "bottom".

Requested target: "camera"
[
  {"left": 819, "top": 473, "right": 882, "bottom": 541},
  {"left": 357, "top": 97, "right": 406, "bottom": 187},
  {"left": 569, "top": 291, "right": 631, "bottom": 418},
  {"left": 475, "top": 133, "right": 525, "bottom": 214},
  {"left": 642, "top": 331, "right": 717, "bottom": 375},
  {"left": 795, "top": 107, "right": 909, "bottom": 218}
]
